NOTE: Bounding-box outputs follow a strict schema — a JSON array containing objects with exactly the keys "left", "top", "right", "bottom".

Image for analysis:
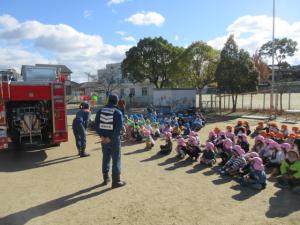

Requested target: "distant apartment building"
[{"left": 97, "top": 63, "right": 154, "bottom": 105}]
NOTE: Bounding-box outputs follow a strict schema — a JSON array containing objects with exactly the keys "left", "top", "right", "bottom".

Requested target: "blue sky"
[{"left": 1, "top": 0, "right": 300, "bottom": 82}]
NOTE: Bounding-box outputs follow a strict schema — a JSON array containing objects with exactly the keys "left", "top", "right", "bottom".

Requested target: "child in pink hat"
[
  {"left": 207, "top": 131, "right": 217, "bottom": 144},
  {"left": 237, "top": 133, "right": 250, "bottom": 152},
  {"left": 219, "top": 145, "right": 247, "bottom": 176},
  {"left": 176, "top": 137, "right": 187, "bottom": 158},
  {"left": 265, "top": 141, "right": 285, "bottom": 176},
  {"left": 200, "top": 142, "right": 216, "bottom": 166},
  {"left": 251, "top": 135, "right": 265, "bottom": 155},
  {"left": 242, "top": 151, "right": 260, "bottom": 176},
  {"left": 240, "top": 157, "right": 267, "bottom": 190},
  {"left": 186, "top": 136, "right": 201, "bottom": 161},
  {"left": 159, "top": 132, "right": 173, "bottom": 155},
  {"left": 143, "top": 128, "right": 155, "bottom": 149},
  {"left": 219, "top": 138, "right": 233, "bottom": 165},
  {"left": 215, "top": 131, "right": 226, "bottom": 151}
]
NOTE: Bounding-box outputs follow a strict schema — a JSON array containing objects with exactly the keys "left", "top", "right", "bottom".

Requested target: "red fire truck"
[{"left": 0, "top": 66, "right": 68, "bottom": 150}]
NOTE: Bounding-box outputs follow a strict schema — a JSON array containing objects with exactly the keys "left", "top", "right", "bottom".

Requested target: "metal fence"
[{"left": 198, "top": 92, "right": 300, "bottom": 112}]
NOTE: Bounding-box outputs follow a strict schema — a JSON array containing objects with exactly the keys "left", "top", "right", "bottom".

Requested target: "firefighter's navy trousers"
[
  {"left": 101, "top": 136, "right": 121, "bottom": 177},
  {"left": 72, "top": 119, "right": 86, "bottom": 151}
]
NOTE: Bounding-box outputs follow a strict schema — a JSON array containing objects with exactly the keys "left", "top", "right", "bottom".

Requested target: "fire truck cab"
[{"left": 0, "top": 66, "right": 68, "bottom": 150}]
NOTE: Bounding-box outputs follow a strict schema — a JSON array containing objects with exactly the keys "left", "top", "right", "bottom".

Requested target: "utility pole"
[{"left": 270, "top": 0, "right": 275, "bottom": 117}]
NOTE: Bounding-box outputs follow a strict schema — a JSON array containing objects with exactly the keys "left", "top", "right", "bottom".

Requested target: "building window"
[
  {"left": 142, "top": 87, "right": 147, "bottom": 96},
  {"left": 130, "top": 88, "right": 135, "bottom": 96}
]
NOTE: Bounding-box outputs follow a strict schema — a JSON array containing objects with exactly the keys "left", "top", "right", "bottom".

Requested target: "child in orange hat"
[
  {"left": 292, "top": 126, "right": 299, "bottom": 134},
  {"left": 269, "top": 122, "right": 279, "bottom": 134},
  {"left": 234, "top": 120, "right": 244, "bottom": 136},
  {"left": 280, "top": 124, "right": 289, "bottom": 139},
  {"left": 286, "top": 133, "right": 296, "bottom": 148},
  {"left": 251, "top": 121, "right": 265, "bottom": 138},
  {"left": 225, "top": 125, "right": 235, "bottom": 142},
  {"left": 243, "top": 121, "right": 251, "bottom": 136},
  {"left": 274, "top": 133, "right": 284, "bottom": 144}
]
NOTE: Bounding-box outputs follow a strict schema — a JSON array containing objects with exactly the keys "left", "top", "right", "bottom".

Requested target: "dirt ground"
[{"left": 0, "top": 114, "right": 300, "bottom": 225}]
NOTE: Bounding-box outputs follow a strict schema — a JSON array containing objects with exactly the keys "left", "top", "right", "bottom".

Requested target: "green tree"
[
  {"left": 121, "top": 37, "right": 183, "bottom": 88},
  {"left": 259, "top": 38, "right": 298, "bottom": 113},
  {"left": 174, "top": 41, "right": 219, "bottom": 106},
  {"left": 259, "top": 37, "right": 298, "bottom": 68},
  {"left": 215, "top": 35, "right": 259, "bottom": 112}
]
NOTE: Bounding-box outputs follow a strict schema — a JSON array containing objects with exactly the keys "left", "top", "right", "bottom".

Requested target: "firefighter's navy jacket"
[
  {"left": 72, "top": 110, "right": 91, "bottom": 130},
  {"left": 95, "top": 103, "right": 123, "bottom": 139}
]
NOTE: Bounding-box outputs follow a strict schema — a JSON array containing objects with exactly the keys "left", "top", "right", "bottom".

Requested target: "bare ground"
[{"left": 0, "top": 115, "right": 300, "bottom": 225}]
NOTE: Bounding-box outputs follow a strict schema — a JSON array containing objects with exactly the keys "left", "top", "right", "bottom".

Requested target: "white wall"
[{"left": 153, "top": 89, "right": 196, "bottom": 110}]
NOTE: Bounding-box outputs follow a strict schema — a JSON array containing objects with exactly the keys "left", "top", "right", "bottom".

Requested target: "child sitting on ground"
[
  {"left": 219, "top": 145, "right": 247, "bottom": 176},
  {"left": 243, "top": 121, "right": 251, "bottom": 136},
  {"left": 269, "top": 122, "right": 279, "bottom": 134},
  {"left": 225, "top": 125, "right": 235, "bottom": 143},
  {"left": 251, "top": 135, "right": 265, "bottom": 155},
  {"left": 215, "top": 131, "right": 226, "bottom": 151},
  {"left": 234, "top": 120, "right": 244, "bottom": 135},
  {"left": 191, "top": 115, "right": 203, "bottom": 131},
  {"left": 237, "top": 133, "right": 250, "bottom": 152},
  {"left": 176, "top": 137, "right": 187, "bottom": 158},
  {"left": 207, "top": 131, "right": 217, "bottom": 144},
  {"left": 186, "top": 136, "right": 201, "bottom": 160},
  {"left": 159, "top": 132, "right": 173, "bottom": 155},
  {"left": 172, "top": 124, "right": 182, "bottom": 138},
  {"left": 277, "top": 149, "right": 300, "bottom": 191},
  {"left": 240, "top": 157, "right": 267, "bottom": 190},
  {"left": 292, "top": 126, "right": 299, "bottom": 134},
  {"left": 280, "top": 124, "right": 289, "bottom": 138},
  {"left": 265, "top": 141, "right": 285, "bottom": 176},
  {"left": 152, "top": 123, "right": 161, "bottom": 138},
  {"left": 241, "top": 151, "right": 260, "bottom": 176},
  {"left": 286, "top": 133, "right": 296, "bottom": 148},
  {"left": 143, "top": 128, "right": 155, "bottom": 149},
  {"left": 280, "top": 142, "right": 292, "bottom": 157},
  {"left": 274, "top": 133, "right": 284, "bottom": 144},
  {"left": 219, "top": 138, "right": 233, "bottom": 165},
  {"left": 182, "top": 123, "right": 191, "bottom": 138},
  {"left": 251, "top": 122, "right": 265, "bottom": 138},
  {"left": 200, "top": 142, "right": 216, "bottom": 166},
  {"left": 260, "top": 138, "right": 275, "bottom": 163}
]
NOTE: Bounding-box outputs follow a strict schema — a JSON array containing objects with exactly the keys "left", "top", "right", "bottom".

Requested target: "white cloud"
[
  {"left": 207, "top": 15, "right": 300, "bottom": 65},
  {"left": 0, "top": 14, "right": 132, "bottom": 82},
  {"left": 83, "top": 10, "right": 92, "bottom": 19},
  {"left": 115, "top": 31, "right": 136, "bottom": 42},
  {"left": 115, "top": 31, "right": 126, "bottom": 36},
  {"left": 107, "top": 0, "right": 126, "bottom": 6},
  {"left": 122, "top": 35, "right": 136, "bottom": 42},
  {"left": 125, "top": 11, "right": 165, "bottom": 27},
  {"left": 175, "top": 35, "right": 179, "bottom": 41},
  {"left": 0, "top": 47, "right": 51, "bottom": 69}
]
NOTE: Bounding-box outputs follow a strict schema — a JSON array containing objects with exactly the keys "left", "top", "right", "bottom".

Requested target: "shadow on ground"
[
  {"left": 165, "top": 158, "right": 194, "bottom": 171},
  {"left": 0, "top": 145, "right": 79, "bottom": 172},
  {"left": 140, "top": 152, "right": 167, "bottom": 162},
  {"left": 0, "top": 184, "right": 110, "bottom": 225},
  {"left": 158, "top": 156, "right": 180, "bottom": 166},
  {"left": 186, "top": 163, "right": 207, "bottom": 174},
  {"left": 124, "top": 148, "right": 149, "bottom": 155},
  {"left": 266, "top": 189, "right": 300, "bottom": 218},
  {"left": 230, "top": 184, "right": 261, "bottom": 201}
]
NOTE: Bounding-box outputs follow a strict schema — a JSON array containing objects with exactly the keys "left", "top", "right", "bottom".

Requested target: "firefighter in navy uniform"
[
  {"left": 72, "top": 102, "right": 91, "bottom": 157},
  {"left": 95, "top": 94, "right": 126, "bottom": 188}
]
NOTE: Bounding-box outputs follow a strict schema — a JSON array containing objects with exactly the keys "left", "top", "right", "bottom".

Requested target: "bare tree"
[{"left": 97, "top": 71, "right": 121, "bottom": 95}]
